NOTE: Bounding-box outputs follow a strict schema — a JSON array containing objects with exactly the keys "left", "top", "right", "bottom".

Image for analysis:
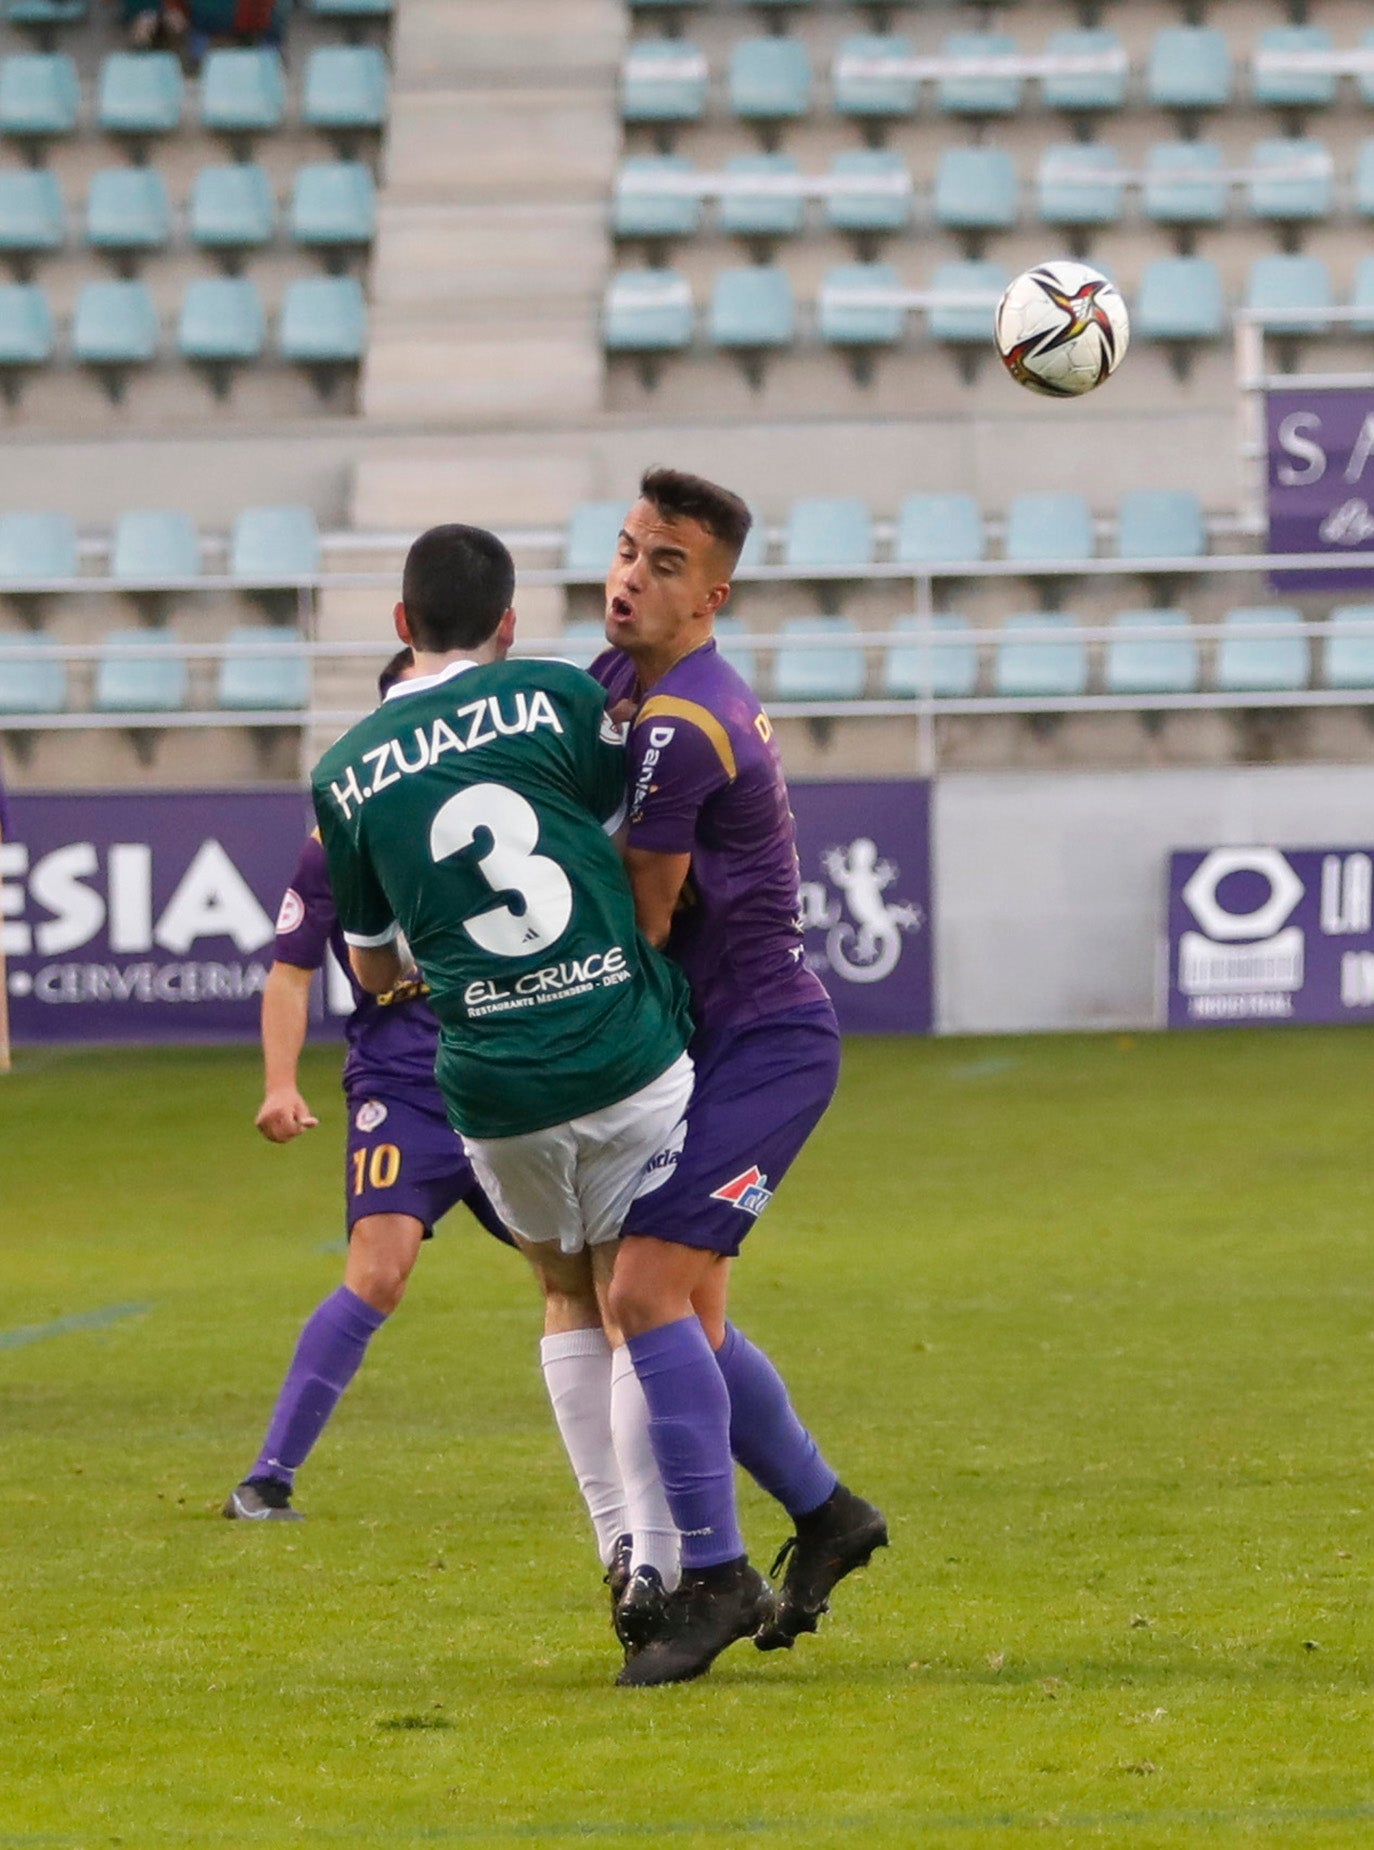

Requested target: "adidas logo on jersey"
[{"left": 710, "top": 1166, "right": 774, "bottom": 1217}]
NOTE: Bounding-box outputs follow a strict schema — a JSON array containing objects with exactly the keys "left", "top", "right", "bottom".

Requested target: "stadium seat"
[
  {"left": 1245, "top": 254, "right": 1332, "bottom": 335},
  {"left": 994, "top": 613, "right": 1088, "bottom": 700},
  {"left": 0, "top": 510, "right": 77, "bottom": 582},
  {"left": 1216, "top": 607, "right": 1308, "bottom": 693},
  {"left": 308, "top": 0, "right": 392, "bottom": 15},
  {"left": 882, "top": 614, "right": 978, "bottom": 700},
  {"left": 1247, "top": 138, "right": 1333, "bottom": 229},
  {"left": 621, "top": 39, "right": 707, "bottom": 126},
  {"left": 1143, "top": 142, "right": 1226, "bottom": 233},
  {"left": 0, "top": 632, "right": 64, "bottom": 713},
  {"left": 823, "top": 150, "right": 912, "bottom": 239},
  {"left": 895, "top": 493, "right": 985, "bottom": 568},
  {"left": 1117, "top": 490, "right": 1206, "bottom": 562},
  {"left": 85, "top": 167, "right": 170, "bottom": 258},
  {"left": 933, "top": 146, "right": 1017, "bottom": 236},
  {"left": 926, "top": 259, "right": 1004, "bottom": 346},
  {"left": 94, "top": 629, "right": 188, "bottom": 714},
  {"left": 1104, "top": 610, "right": 1199, "bottom": 697},
  {"left": 1324, "top": 608, "right": 1374, "bottom": 689},
  {"left": 1349, "top": 257, "right": 1374, "bottom": 336},
  {"left": 1005, "top": 493, "right": 1094, "bottom": 567},
  {"left": 773, "top": 616, "right": 866, "bottom": 703},
  {"left": 1146, "top": 27, "right": 1231, "bottom": 115},
  {"left": 177, "top": 277, "right": 267, "bottom": 368},
  {"left": 708, "top": 265, "right": 795, "bottom": 353},
  {"left": 783, "top": 497, "right": 874, "bottom": 571},
  {"left": 817, "top": 263, "right": 903, "bottom": 352},
  {"left": 97, "top": 52, "right": 183, "bottom": 140},
  {"left": 604, "top": 268, "right": 694, "bottom": 352},
  {"left": 937, "top": 32, "right": 1021, "bottom": 118},
  {"left": 278, "top": 276, "right": 367, "bottom": 364},
  {"left": 0, "top": 169, "right": 63, "bottom": 263},
  {"left": 612, "top": 156, "right": 701, "bottom": 241},
  {"left": 712, "top": 614, "right": 757, "bottom": 688},
  {"left": 1135, "top": 256, "right": 1225, "bottom": 344},
  {"left": 0, "top": 281, "right": 54, "bottom": 375},
  {"left": 832, "top": 35, "right": 918, "bottom": 124},
  {"left": 1041, "top": 28, "right": 1126, "bottom": 117},
  {"left": 1037, "top": 143, "right": 1123, "bottom": 231},
  {"left": 5, "top": 1, "right": 88, "bottom": 23},
  {"left": 112, "top": 510, "right": 200, "bottom": 584},
  {"left": 72, "top": 279, "right": 159, "bottom": 369},
  {"left": 200, "top": 48, "right": 286, "bottom": 136},
  {"left": 289, "top": 160, "right": 375, "bottom": 259},
  {"left": 0, "top": 53, "right": 79, "bottom": 147},
  {"left": 718, "top": 153, "right": 803, "bottom": 241},
  {"left": 1360, "top": 29, "right": 1374, "bottom": 110},
  {"left": 558, "top": 618, "right": 604, "bottom": 664},
  {"left": 1252, "top": 26, "right": 1336, "bottom": 111},
  {"left": 729, "top": 37, "right": 811, "bottom": 131},
  {"left": 302, "top": 46, "right": 389, "bottom": 136},
  {"left": 217, "top": 627, "right": 309, "bottom": 711},
  {"left": 188, "top": 164, "right": 275, "bottom": 254},
  {"left": 230, "top": 506, "right": 320, "bottom": 583},
  {"left": 1356, "top": 142, "right": 1374, "bottom": 219},
  {"left": 564, "top": 502, "right": 630, "bottom": 576}
]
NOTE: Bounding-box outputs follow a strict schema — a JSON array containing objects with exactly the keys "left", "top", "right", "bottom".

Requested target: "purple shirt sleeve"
[
  {"left": 272, "top": 833, "right": 336, "bottom": 970},
  {"left": 625, "top": 708, "right": 733, "bottom": 856}
]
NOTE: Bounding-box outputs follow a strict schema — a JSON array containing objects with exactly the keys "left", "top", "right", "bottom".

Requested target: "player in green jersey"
[{"left": 312, "top": 525, "right": 697, "bottom": 1639}]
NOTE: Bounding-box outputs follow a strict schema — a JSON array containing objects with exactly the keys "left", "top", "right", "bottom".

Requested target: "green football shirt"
[{"left": 311, "top": 655, "right": 692, "bottom": 1140}]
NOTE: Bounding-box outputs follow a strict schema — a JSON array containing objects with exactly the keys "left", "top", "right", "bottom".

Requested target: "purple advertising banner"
[
  {"left": 1166, "top": 846, "right": 1374, "bottom": 1028},
  {"left": 2, "top": 781, "right": 935, "bottom": 1043},
  {"left": 1266, "top": 388, "right": 1374, "bottom": 589}
]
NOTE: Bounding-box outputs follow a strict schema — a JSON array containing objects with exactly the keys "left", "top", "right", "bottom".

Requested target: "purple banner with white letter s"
[
  {"left": 1166, "top": 846, "right": 1374, "bottom": 1028},
  {"left": 1266, "top": 388, "right": 1374, "bottom": 590}
]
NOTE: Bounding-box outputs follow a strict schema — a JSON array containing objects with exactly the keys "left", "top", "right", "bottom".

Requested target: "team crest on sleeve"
[
  {"left": 355, "top": 1100, "right": 389, "bottom": 1133},
  {"left": 710, "top": 1165, "right": 773, "bottom": 1217},
  {"left": 599, "top": 710, "right": 629, "bottom": 746},
  {"left": 275, "top": 888, "right": 305, "bottom": 934}
]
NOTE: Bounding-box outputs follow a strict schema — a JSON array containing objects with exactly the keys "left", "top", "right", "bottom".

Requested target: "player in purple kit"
[
  {"left": 592, "top": 469, "right": 887, "bottom": 1685},
  {"left": 224, "top": 648, "right": 512, "bottom": 1522}
]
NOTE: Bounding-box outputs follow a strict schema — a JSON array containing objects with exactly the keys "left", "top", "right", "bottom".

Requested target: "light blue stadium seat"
[
  {"left": 0, "top": 511, "right": 76, "bottom": 581},
  {"left": 719, "top": 153, "right": 803, "bottom": 240},
  {"left": 1360, "top": 29, "right": 1374, "bottom": 110},
  {"left": 1356, "top": 142, "right": 1374, "bottom": 219},
  {"left": 729, "top": 37, "right": 811, "bottom": 128},
  {"left": 1104, "top": 610, "right": 1199, "bottom": 697},
  {"left": 302, "top": 46, "right": 389, "bottom": 134},
  {"left": 0, "top": 633, "right": 63, "bottom": 712},
  {"left": 784, "top": 497, "right": 874, "bottom": 571},
  {"left": 1006, "top": 493, "right": 1094, "bottom": 567},
  {"left": 1037, "top": 143, "right": 1123, "bottom": 229},
  {"left": 290, "top": 161, "right": 375, "bottom": 253},
  {"left": 994, "top": 614, "right": 1088, "bottom": 699},
  {"left": 72, "top": 279, "right": 159, "bottom": 366},
  {"left": 934, "top": 146, "right": 1016, "bottom": 235},
  {"left": 927, "top": 259, "right": 1005, "bottom": 345},
  {"left": 1216, "top": 607, "right": 1308, "bottom": 693},
  {"left": 882, "top": 614, "right": 978, "bottom": 700},
  {"left": 604, "top": 267, "right": 693, "bottom": 351},
  {"left": 895, "top": 494, "right": 985, "bottom": 568},
  {"left": 95, "top": 628, "right": 188, "bottom": 713},
  {"left": 824, "top": 150, "right": 912, "bottom": 237},
  {"left": 308, "top": 0, "right": 392, "bottom": 14},
  {"left": 1143, "top": 142, "right": 1226, "bottom": 230},
  {"left": 708, "top": 265, "right": 795, "bottom": 350},
  {"left": 565, "top": 502, "right": 630, "bottom": 576},
  {"left": 1252, "top": 26, "right": 1336, "bottom": 111},
  {"left": 6, "top": 1, "right": 88, "bottom": 23},
  {"left": 97, "top": 52, "right": 183, "bottom": 138},
  {"left": 712, "top": 614, "right": 757, "bottom": 687},
  {"left": 1042, "top": 28, "right": 1126, "bottom": 115},
  {"left": 178, "top": 277, "right": 266, "bottom": 364},
  {"left": 231, "top": 506, "right": 320, "bottom": 583},
  {"left": 218, "top": 627, "right": 309, "bottom": 711},
  {"left": 0, "top": 169, "right": 63, "bottom": 258},
  {"left": 1245, "top": 253, "right": 1332, "bottom": 335},
  {"left": 1136, "top": 256, "right": 1225, "bottom": 343},
  {"left": 1117, "top": 491, "right": 1206, "bottom": 562},
  {"left": 612, "top": 156, "right": 700, "bottom": 241},
  {"left": 621, "top": 39, "right": 706, "bottom": 125},
  {"left": 112, "top": 510, "right": 199, "bottom": 584},
  {"left": 1247, "top": 137, "right": 1333, "bottom": 227},
  {"left": 1350, "top": 257, "right": 1374, "bottom": 336},
  {"left": 818, "top": 262, "right": 903, "bottom": 350},
  {"left": 774, "top": 616, "right": 866, "bottom": 703},
  {"left": 279, "top": 276, "right": 367, "bottom": 363},
  {"left": 0, "top": 52, "right": 78, "bottom": 143},
  {"left": 1324, "top": 607, "right": 1374, "bottom": 689},
  {"left": 937, "top": 32, "right": 1021, "bottom": 118},
  {"left": 189, "top": 164, "right": 275, "bottom": 252},
  {"left": 558, "top": 619, "right": 604, "bottom": 664},
  {"left": 0, "top": 281, "right": 54, "bottom": 368},
  {"left": 85, "top": 167, "right": 169, "bottom": 255},
  {"left": 1147, "top": 27, "right": 1231, "bottom": 114},
  {"left": 200, "top": 48, "right": 285, "bottom": 135},
  {"left": 832, "top": 34, "right": 918, "bottom": 123}
]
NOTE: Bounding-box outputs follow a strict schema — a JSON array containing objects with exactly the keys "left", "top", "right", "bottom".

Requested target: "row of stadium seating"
[
  {"left": 0, "top": 505, "right": 319, "bottom": 583},
  {"left": 2, "top": 0, "right": 391, "bottom": 26},
  {"left": 0, "top": 627, "right": 309, "bottom": 716},
  {"left": 624, "top": 1, "right": 1315, "bottom": 21}
]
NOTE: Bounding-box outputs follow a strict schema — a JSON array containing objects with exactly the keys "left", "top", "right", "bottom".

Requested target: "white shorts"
[{"left": 463, "top": 1053, "right": 694, "bottom": 1255}]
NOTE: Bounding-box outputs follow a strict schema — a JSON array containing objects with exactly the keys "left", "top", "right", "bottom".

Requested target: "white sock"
[
  {"left": 539, "top": 1328, "right": 627, "bottom": 1567},
  {"left": 610, "top": 1344, "right": 681, "bottom": 1591}
]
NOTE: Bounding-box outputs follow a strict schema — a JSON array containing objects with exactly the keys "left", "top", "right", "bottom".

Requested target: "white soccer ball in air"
[{"left": 994, "top": 260, "right": 1130, "bottom": 399}]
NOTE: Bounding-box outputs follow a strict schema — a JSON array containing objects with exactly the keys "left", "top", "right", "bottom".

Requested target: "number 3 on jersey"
[{"left": 429, "top": 783, "right": 574, "bottom": 958}]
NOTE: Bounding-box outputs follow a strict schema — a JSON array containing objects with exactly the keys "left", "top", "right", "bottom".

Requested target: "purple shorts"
[
  {"left": 623, "top": 1000, "right": 841, "bottom": 1257},
  {"left": 344, "top": 1090, "right": 512, "bottom": 1246}
]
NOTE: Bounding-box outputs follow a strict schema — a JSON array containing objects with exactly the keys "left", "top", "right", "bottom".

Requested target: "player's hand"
[
  {"left": 255, "top": 1089, "right": 320, "bottom": 1143},
  {"left": 609, "top": 698, "right": 637, "bottom": 726}
]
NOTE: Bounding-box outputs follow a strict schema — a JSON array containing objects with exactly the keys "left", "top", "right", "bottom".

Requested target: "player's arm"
[
  {"left": 619, "top": 696, "right": 734, "bottom": 944},
  {"left": 349, "top": 940, "right": 405, "bottom": 995},
  {"left": 625, "top": 848, "right": 692, "bottom": 948},
  {"left": 256, "top": 961, "right": 320, "bottom": 1143},
  {"left": 313, "top": 781, "right": 403, "bottom": 995}
]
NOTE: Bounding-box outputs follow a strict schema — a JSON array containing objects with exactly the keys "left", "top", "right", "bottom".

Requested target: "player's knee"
[
  {"left": 349, "top": 1258, "right": 408, "bottom": 1315},
  {"left": 606, "top": 1269, "right": 660, "bottom": 1338}
]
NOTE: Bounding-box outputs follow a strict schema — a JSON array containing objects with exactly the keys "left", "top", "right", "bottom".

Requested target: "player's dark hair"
[
  {"left": 401, "top": 524, "right": 515, "bottom": 652},
  {"left": 377, "top": 646, "right": 414, "bottom": 698},
  {"left": 639, "top": 467, "right": 753, "bottom": 571}
]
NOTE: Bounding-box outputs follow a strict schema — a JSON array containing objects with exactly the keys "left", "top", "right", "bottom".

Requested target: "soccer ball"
[{"left": 994, "top": 260, "right": 1129, "bottom": 399}]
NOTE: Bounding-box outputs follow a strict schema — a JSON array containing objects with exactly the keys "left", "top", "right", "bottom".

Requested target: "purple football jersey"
[
  {"left": 592, "top": 639, "right": 827, "bottom": 1031},
  {"left": 273, "top": 832, "right": 440, "bottom": 1101}
]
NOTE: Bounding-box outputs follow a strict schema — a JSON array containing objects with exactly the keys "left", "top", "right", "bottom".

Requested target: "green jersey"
[{"left": 311, "top": 655, "right": 692, "bottom": 1140}]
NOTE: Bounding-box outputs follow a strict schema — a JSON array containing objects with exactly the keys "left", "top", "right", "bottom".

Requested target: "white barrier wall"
[{"left": 934, "top": 765, "right": 1374, "bottom": 1034}]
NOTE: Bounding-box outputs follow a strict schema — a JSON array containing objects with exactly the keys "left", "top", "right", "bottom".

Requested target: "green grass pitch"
[{"left": 1, "top": 1030, "right": 1370, "bottom": 1850}]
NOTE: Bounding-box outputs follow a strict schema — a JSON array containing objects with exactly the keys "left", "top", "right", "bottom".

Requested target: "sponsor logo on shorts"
[
  {"left": 710, "top": 1165, "right": 773, "bottom": 1217},
  {"left": 275, "top": 888, "right": 305, "bottom": 935},
  {"left": 632, "top": 1119, "right": 687, "bottom": 1199},
  {"left": 355, "top": 1100, "right": 388, "bottom": 1133}
]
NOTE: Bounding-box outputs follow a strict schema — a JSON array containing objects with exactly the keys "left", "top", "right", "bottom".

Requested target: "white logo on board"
[{"left": 798, "top": 838, "right": 923, "bottom": 985}]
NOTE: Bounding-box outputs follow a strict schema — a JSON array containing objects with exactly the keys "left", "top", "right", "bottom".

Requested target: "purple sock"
[
  {"left": 250, "top": 1286, "right": 386, "bottom": 1487},
  {"left": 716, "top": 1322, "right": 839, "bottom": 1519},
  {"left": 626, "top": 1315, "right": 744, "bottom": 1572}
]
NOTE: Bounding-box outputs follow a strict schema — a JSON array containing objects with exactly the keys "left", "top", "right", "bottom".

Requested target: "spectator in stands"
[
  {"left": 185, "top": 0, "right": 286, "bottom": 66},
  {"left": 117, "top": 0, "right": 188, "bottom": 51}
]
